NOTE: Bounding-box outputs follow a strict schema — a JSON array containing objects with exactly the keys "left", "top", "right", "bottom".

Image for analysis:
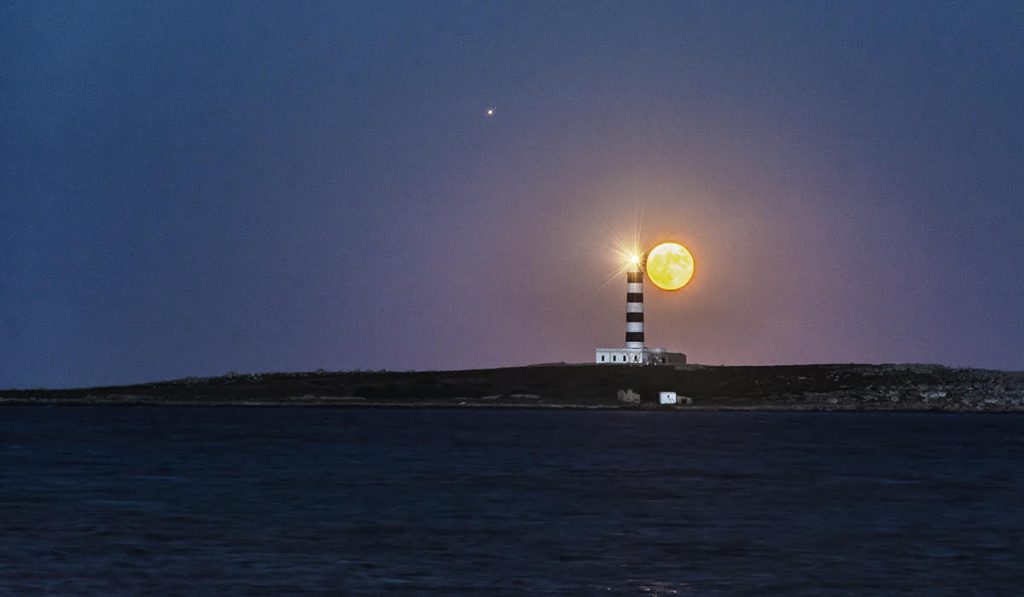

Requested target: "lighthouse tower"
[
  {"left": 595, "top": 257, "right": 687, "bottom": 366},
  {"left": 625, "top": 263, "right": 645, "bottom": 349}
]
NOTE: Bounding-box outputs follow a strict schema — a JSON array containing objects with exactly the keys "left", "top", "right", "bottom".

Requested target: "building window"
[
  {"left": 612, "top": 355, "right": 616, "bottom": 362},
  {"left": 600, "top": 355, "right": 605, "bottom": 362}
]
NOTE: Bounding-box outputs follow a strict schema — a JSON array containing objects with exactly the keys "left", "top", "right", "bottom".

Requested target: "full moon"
[{"left": 645, "top": 242, "right": 695, "bottom": 291}]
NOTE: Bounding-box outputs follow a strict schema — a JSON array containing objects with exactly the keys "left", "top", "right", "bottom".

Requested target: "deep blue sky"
[{"left": 3, "top": 1, "right": 1022, "bottom": 388}]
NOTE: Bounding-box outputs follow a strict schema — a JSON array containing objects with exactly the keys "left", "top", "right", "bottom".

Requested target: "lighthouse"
[
  {"left": 595, "top": 255, "right": 686, "bottom": 366},
  {"left": 625, "top": 261, "right": 645, "bottom": 349}
]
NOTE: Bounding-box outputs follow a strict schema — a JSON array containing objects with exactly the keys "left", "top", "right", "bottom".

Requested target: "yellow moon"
[{"left": 645, "top": 242, "right": 695, "bottom": 291}]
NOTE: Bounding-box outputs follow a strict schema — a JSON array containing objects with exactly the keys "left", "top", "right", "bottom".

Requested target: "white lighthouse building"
[{"left": 595, "top": 259, "right": 686, "bottom": 366}]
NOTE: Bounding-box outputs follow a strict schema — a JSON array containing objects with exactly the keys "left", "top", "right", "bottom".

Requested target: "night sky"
[{"left": 3, "top": 2, "right": 1022, "bottom": 388}]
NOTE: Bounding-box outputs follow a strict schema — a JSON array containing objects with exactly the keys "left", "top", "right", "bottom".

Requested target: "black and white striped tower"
[{"left": 625, "top": 261, "right": 645, "bottom": 349}]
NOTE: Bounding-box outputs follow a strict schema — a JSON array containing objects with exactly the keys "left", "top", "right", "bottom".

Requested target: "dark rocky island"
[{"left": 2, "top": 364, "right": 1023, "bottom": 411}]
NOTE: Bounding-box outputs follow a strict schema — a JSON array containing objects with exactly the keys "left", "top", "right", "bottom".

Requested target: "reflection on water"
[{"left": 1, "top": 407, "right": 1022, "bottom": 594}]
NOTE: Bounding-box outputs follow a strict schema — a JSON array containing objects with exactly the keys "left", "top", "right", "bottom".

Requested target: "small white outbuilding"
[{"left": 659, "top": 391, "right": 677, "bottom": 405}]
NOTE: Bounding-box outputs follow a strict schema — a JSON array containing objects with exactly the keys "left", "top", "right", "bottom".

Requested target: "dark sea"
[{"left": 1, "top": 407, "right": 1021, "bottom": 595}]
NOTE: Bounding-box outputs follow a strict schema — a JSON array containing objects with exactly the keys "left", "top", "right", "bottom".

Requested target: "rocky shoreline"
[{"left": 2, "top": 363, "right": 1023, "bottom": 412}]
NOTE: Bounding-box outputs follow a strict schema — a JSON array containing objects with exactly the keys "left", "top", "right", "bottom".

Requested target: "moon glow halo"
[{"left": 645, "top": 242, "right": 695, "bottom": 291}]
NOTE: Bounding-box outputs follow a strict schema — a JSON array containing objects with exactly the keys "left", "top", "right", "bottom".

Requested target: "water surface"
[{"left": 1, "top": 407, "right": 1021, "bottom": 594}]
